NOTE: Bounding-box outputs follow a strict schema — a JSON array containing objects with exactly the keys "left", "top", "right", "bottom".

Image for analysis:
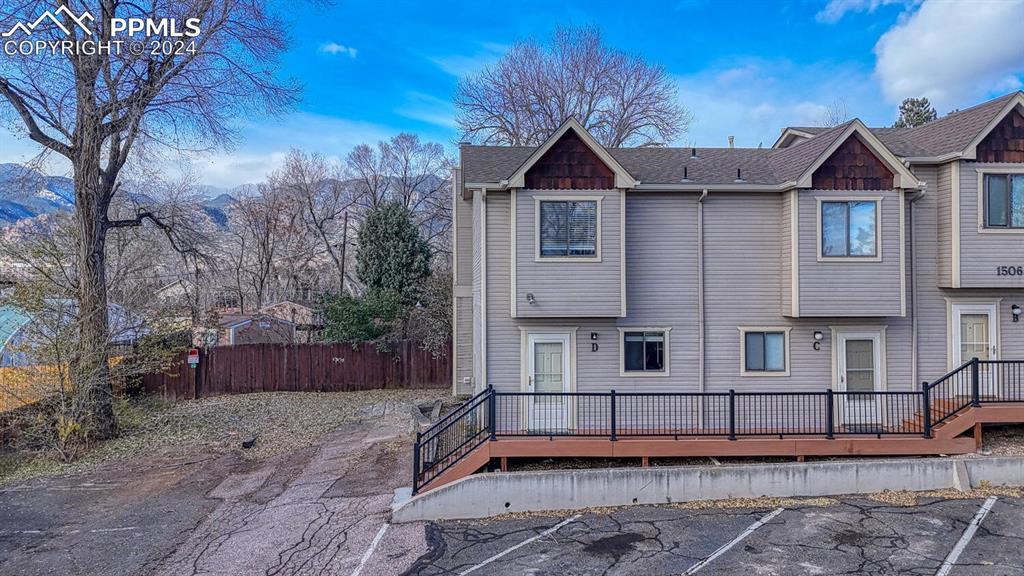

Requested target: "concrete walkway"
[
  {"left": 154, "top": 418, "right": 426, "bottom": 576},
  {"left": 0, "top": 416, "right": 431, "bottom": 576}
]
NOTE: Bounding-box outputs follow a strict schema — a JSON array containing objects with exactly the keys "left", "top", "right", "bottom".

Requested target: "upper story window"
[
  {"left": 984, "top": 174, "right": 1024, "bottom": 228},
  {"left": 538, "top": 199, "right": 598, "bottom": 258},
  {"left": 821, "top": 200, "right": 878, "bottom": 258}
]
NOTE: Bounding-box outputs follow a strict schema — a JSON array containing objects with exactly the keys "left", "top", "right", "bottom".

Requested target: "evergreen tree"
[
  {"left": 355, "top": 202, "right": 432, "bottom": 306},
  {"left": 893, "top": 97, "right": 938, "bottom": 128}
]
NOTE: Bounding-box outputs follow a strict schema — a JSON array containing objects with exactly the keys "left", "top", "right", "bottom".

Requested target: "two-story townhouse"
[{"left": 425, "top": 92, "right": 1024, "bottom": 491}]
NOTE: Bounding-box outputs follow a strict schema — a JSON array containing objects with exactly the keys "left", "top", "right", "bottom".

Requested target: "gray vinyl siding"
[
  {"left": 514, "top": 189, "right": 623, "bottom": 317},
  {"left": 935, "top": 163, "right": 955, "bottom": 287},
  {"left": 455, "top": 173, "right": 473, "bottom": 287},
  {"left": 472, "top": 191, "right": 484, "bottom": 391},
  {"left": 485, "top": 192, "right": 518, "bottom": 391},
  {"left": 702, "top": 193, "right": 912, "bottom": 392},
  {"left": 470, "top": 176, "right": 1019, "bottom": 401},
  {"left": 909, "top": 165, "right": 949, "bottom": 381},
  {"left": 958, "top": 162, "right": 1024, "bottom": 288},
  {"left": 780, "top": 190, "right": 794, "bottom": 315},
  {"left": 905, "top": 164, "right": 1024, "bottom": 378},
  {"left": 453, "top": 169, "right": 474, "bottom": 394},
  {"left": 617, "top": 193, "right": 700, "bottom": 391},
  {"left": 455, "top": 297, "right": 473, "bottom": 394},
  {"left": 486, "top": 191, "right": 699, "bottom": 393},
  {"left": 796, "top": 190, "right": 904, "bottom": 317}
]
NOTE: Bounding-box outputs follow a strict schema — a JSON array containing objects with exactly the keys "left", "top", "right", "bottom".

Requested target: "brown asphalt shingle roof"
[
  {"left": 885, "top": 91, "right": 1020, "bottom": 156},
  {"left": 767, "top": 121, "right": 853, "bottom": 183},
  {"left": 783, "top": 92, "right": 1022, "bottom": 157},
  {"left": 460, "top": 92, "right": 1023, "bottom": 187},
  {"left": 461, "top": 145, "right": 785, "bottom": 185}
]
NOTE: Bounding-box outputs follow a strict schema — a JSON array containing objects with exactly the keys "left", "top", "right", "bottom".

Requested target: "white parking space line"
[
  {"left": 935, "top": 496, "right": 998, "bottom": 576},
  {"left": 683, "top": 507, "right": 785, "bottom": 575},
  {"left": 457, "top": 514, "right": 582, "bottom": 576},
  {"left": 350, "top": 522, "right": 389, "bottom": 576}
]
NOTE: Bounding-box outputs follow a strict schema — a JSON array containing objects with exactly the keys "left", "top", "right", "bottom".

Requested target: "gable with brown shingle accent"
[
  {"left": 975, "top": 108, "right": 1024, "bottom": 163},
  {"left": 523, "top": 130, "right": 616, "bottom": 189},
  {"left": 811, "top": 135, "right": 894, "bottom": 190}
]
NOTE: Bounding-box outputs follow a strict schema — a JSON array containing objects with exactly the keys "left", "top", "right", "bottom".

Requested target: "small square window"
[
  {"left": 821, "top": 200, "right": 877, "bottom": 257},
  {"left": 742, "top": 330, "right": 787, "bottom": 374},
  {"left": 622, "top": 331, "right": 666, "bottom": 373}
]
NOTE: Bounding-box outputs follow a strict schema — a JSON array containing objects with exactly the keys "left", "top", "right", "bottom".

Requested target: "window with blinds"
[{"left": 539, "top": 200, "right": 598, "bottom": 257}]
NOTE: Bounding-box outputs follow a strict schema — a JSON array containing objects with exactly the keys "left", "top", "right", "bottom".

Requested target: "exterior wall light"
[
  {"left": 1013, "top": 304, "right": 1021, "bottom": 323},
  {"left": 813, "top": 331, "right": 824, "bottom": 351},
  {"left": 526, "top": 293, "right": 536, "bottom": 304}
]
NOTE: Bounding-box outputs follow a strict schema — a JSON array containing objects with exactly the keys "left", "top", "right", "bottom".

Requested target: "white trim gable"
[
  {"left": 796, "top": 120, "right": 921, "bottom": 190},
  {"left": 961, "top": 93, "right": 1024, "bottom": 161},
  {"left": 506, "top": 118, "right": 637, "bottom": 189},
  {"left": 773, "top": 128, "right": 816, "bottom": 149}
]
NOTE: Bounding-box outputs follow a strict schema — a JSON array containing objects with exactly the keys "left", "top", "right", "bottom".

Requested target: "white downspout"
[
  {"left": 909, "top": 185, "right": 927, "bottom": 388},
  {"left": 698, "top": 189, "right": 709, "bottom": 426}
]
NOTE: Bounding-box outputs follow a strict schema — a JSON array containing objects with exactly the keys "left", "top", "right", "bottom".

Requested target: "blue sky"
[{"left": 2, "top": 0, "right": 1023, "bottom": 187}]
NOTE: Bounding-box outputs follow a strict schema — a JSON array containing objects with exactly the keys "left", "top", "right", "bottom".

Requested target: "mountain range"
[{"left": 0, "top": 163, "right": 237, "bottom": 226}]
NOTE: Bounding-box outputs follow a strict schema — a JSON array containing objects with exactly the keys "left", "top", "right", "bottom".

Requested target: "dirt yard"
[{"left": 0, "top": 389, "right": 449, "bottom": 576}]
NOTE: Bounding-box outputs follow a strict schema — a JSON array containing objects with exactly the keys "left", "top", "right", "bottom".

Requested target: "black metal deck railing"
[{"left": 412, "top": 358, "right": 1024, "bottom": 494}]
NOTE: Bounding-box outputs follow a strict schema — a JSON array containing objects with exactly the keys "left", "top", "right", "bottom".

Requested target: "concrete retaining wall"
[{"left": 392, "top": 457, "right": 1024, "bottom": 523}]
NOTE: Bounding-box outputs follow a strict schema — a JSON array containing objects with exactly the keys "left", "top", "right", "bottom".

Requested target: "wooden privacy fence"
[{"left": 141, "top": 341, "right": 451, "bottom": 400}]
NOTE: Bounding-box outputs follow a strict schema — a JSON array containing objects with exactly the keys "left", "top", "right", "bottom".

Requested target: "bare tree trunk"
[
  {"left": 339, "top": 210, "right": 348, "bottom": 294},
  {"left": 72, "top": 150, "right": 116, "bottom": 440}
]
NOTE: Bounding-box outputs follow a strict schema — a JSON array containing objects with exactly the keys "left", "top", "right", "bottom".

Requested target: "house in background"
[
  {"left": 419, "top": 91, "right": 1024, "bottom": 491},
  {"left": 0, "top": 305, "right": 31, "bottom": 367},
  {"left": 0, "top": 302, "right": 148, "bottom": 367},
  {"left": 216, "top": 313, "right": 295, "bottom": 346},
  {"left": 259, "top": 300, "right": 320, "bottom": 343}
]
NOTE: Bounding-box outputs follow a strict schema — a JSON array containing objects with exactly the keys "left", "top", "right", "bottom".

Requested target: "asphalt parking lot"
[{"left": 403, "top": 496, "right": 1024, "bottom": 576}]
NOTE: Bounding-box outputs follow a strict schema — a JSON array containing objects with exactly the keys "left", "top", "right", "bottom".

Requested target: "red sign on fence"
[{"left": 187, "top": 348, "right": 200, "bottom": 368}]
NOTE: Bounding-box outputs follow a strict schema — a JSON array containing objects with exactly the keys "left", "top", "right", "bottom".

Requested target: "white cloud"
[
  {"left": 428, "top": 42, "right": 507, "bottom": 77},
  {"left": 0, "top": 112, "right": 420, "bottom": 188},
  {"left": 674, "top": 59, "right": 883, "bottom": 147},
  {"left": 816, "top": 0, "right": 915, "bottom": 23},
  {"left": 318, "top": 42, "right": 358, "bottom": 58},
  {"left": 184, "top": 113, "right": 394, "bottom": 187},
  {"left": 395, "top": 91, "right": 457, "bottom": 129},
  {"left": 874, "top": 0, "right": 1024, "bottom": 111}
]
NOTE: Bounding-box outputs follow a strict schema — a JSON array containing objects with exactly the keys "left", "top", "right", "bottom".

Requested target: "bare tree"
[
  {"left": 455, "top": 26, "right": 690, "bottom": 147},
  {"left": 346, "top": 142, "right": 391, "bottom": 209},
  {"left": 274, "top": 150, "right": 357, "bottom": 294},
  {"left": 383, "top": 134, "right": 454, "bottom": 257},
  {"left": 228, "top": 187, "right": 285, "bottom": 311},
  {"left": 0, "top": 1, "right": 298, "bottom": 437},
  {"left": 343, "top": 134, "right": 454, "bottom": 265},
  {"left": 0, "top": 214, "right": 186, "bottom": 458},
  {"left": 822, "top": 98, "right": 849, "bottom": 127}
]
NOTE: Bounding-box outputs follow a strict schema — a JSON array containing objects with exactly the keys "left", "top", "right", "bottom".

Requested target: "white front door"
[
  {"left": 952, "top": 303, "right": 999, "bottom": 396},
  {"left": 836, "top": 331, "right": 883, "bottom": 428},
  {"left": 527, "top": 333, "right": 571, "bottom": 431}
]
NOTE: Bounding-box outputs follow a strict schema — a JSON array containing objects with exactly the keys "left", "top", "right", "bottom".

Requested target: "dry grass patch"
[{"left": 0, "top": 388, "right": 449, "bottom": 485}]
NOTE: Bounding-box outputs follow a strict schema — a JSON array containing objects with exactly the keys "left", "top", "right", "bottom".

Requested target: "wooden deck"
[{"left": 417, "top": 402, "right": 1024, "bottom": 494}]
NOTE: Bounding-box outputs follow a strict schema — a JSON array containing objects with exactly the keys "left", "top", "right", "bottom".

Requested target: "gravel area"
[
  {"left": 980, "top": 423, "right": 1024, "bottom": 455},
  {"left": 0, "top": 388, "right": 450, "bottom": 485}
]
